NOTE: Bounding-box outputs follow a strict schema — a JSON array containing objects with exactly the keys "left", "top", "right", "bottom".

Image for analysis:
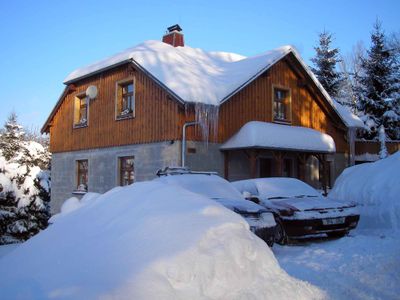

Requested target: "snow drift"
[
  {"left": 0, "top": 182, "right": 324, "bottom": 299},
  {"left": 329, "top": 152, "right": 400, "bottom": 231}
]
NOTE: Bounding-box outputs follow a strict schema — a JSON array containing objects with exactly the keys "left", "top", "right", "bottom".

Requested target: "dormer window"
[
  {"left": 74, "top": 93, "right": 88, "bottom": 128},
  {"left": 273, "top": 86, "right": 291, "bottom": 123},
  {"left": 116, "top": 78, "right": 134, "bottom": 119}
]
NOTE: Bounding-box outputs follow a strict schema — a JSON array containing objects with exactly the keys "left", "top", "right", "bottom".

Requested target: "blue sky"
[{"left": 0, "top": 0, "right": 399, "bottom": 131}]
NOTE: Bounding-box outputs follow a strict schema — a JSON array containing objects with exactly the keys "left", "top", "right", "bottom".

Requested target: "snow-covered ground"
[
  {"left": 274, "top": 230, "right": 400, "bottom": 300},
  {"left": 273, "top": 153, "right": 400, "bottom": 299},
  {"left": 0, "top": 181, "right": 323, "bottom": 299},
  {"left": 0, "top": 153, "right": 398, "bottom": 299}
]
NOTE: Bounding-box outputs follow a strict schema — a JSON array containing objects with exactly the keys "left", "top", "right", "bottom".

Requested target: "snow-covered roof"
[
  {"left": 64, "top": 40, "right": 292, "bottom": 106},
  {"left": 332, "top": 100, "right": 365, "bottom": 128},
  {"left": 43, "top": 39, "right": 358, "bottom": 133},
  {"left": 220, "top": 121, "right": 336, "bottom": 153}
]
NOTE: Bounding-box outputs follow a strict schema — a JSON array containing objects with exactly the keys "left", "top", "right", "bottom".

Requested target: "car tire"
[
  {"left": 275, "top": 218, "right": 288, "bottom": 245},
  {"left": 327, "top": 231, "right": 348, "bottom": 238}
]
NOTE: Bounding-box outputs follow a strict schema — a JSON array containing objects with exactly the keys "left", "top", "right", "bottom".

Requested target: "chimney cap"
[{"left": 167, "top": 24, "right": 182, "bottom": 32}]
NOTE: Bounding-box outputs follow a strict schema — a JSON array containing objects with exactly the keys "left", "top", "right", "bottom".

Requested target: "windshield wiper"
[
  {"left": 294, "top": 195, "right": 318, "bottom": 198},
  {"left": 268, "top": 196, "right": 287, "bottom": 200}
]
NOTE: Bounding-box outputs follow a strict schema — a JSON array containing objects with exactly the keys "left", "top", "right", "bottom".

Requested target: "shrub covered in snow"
[
  {"left": 0, "top": 182, "right": 324, "bottom": 299},
  {"left": 0, "top": 113, "right": 51, "bottom": 244},
  {"left": 329, "top": 151, "right": 400, "bottom": 232}
]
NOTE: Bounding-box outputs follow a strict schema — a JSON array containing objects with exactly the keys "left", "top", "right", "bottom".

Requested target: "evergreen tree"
[
  {"left": 357, "top": 21, "right": 400, "bottom": 140},
  {"left": 0, "top": 112, "right": 25, "bottom": 160},
  {"left": 0, "top": 113, "right": 51, "bottom": 244},
  {"left": 311, "top": 30, "right": 344, "bottom": 98}
]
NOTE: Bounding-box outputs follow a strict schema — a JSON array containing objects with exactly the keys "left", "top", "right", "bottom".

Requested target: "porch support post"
[
  {"left": 348, "top": 127, "right": 356, "bottom": 166},
  {"left": 316, "top": 154, "right": 328, "bottom": 196},
  {"left": 249, "top": 150, "right": 257, "bottom": 178},
  {"left": 224, "top": 151, "right": 229, "bottom": 179},
  {"left": 273, "top": 151, "right": 283, "bottom": 177},
  {"left": 322, "top": 155, "right": 328, "bottom": 195},
  {"left": 297, "top": 153, "right": 308, "bottom": 181}
]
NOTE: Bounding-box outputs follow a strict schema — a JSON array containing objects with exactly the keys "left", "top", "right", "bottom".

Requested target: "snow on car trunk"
[
  {"left": 329, "top": 151, "right": 400, "bottom": 232},
  {"left": 0, "top": 181, "right": 324, "bottom": 299}
]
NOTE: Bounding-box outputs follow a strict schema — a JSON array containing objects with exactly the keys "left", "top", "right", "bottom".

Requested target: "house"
[{"left": 41, "top": 25, "right": 364, "bottom": 213}]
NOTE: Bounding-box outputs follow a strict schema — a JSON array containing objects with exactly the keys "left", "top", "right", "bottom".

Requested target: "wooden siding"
[
  {"left": 50, "top": 65, "right": 182, "bottom": 153},
  {"left": 49, "top": 55, "right": 348, "bottom": 153}
]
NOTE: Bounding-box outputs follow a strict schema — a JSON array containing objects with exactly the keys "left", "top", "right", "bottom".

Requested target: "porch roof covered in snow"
[{"left": 220, "top": 121, "right": 336, "bottom": 154}]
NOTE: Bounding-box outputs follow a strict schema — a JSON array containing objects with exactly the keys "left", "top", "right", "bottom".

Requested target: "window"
[
  {"left": 76, "top": 160, "right": 88, "bottom": 192},
  {"left": 116, "top": 79, "right": 134, "bottom": 119},
  {"left": 273, "top": 87, "right": 291, "bottom": 122},
  {"left": 119, "top": 156, "right": 134, "bottom": 186},
  {"left": 74, "top": 93, "right": 88, "bottom": 127}
]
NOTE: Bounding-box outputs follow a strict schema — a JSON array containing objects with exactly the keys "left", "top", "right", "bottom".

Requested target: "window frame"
[
  {"left": 118, "top": 156, "right": 135, "bottom": 186},
  {"left": 115, "top": 77, "right": 135, "bottom": 120},
  {"left": 272, "top": 85, "right": 292, "bottom": 124},
  {"left": 73, "top": 92, "right": 89, "bottom": 129},
  {"left": 75, "top": 159, "right": 89, "bottom": 193}
]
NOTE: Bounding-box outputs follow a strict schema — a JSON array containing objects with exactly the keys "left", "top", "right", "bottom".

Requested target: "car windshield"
[
  {"left": 156, "top": 174, "right": 245, "bottom": 201},
  {"left": 233, "top": 177, "right": 319, "bottom": 200}
]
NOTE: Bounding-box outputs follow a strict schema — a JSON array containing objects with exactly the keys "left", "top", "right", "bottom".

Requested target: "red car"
[{"left": 232, "top": 178, "right": 360, "bottom": 244}]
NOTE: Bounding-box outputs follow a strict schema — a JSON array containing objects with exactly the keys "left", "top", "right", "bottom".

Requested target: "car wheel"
[
  {"left": 327, "top": 231, "right": 348, "bottom": 238},
  {"left": 275, "top": 218, "right": 288, "bottom": 245}
]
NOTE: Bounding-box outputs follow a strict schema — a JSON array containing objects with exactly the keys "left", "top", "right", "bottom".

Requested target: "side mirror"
[
  {"left": 249, "top": 196, "right": 261, "bottom": 204},
  {"left": 242, "top": 191, "right": 260, "bottom": 204}
]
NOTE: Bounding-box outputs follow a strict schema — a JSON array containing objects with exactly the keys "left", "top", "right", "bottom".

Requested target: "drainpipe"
[{"left": 182, "top": 121, "right": 199, "bottom": 167}]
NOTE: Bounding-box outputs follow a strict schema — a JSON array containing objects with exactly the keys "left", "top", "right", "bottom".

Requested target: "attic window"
[
  {"left": 116, "top": 78, "right": 134, "bottom": 119},
  {"left": 273, "top": 86, "right": 291, "bottom": 123},
  {"left": 74, "top": 93, "right": 88, "bottom": 128}
]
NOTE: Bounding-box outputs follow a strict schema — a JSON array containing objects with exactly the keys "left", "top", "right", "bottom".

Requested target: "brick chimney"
[{"left": 162, "top": 24, "right": 184, "bottom": 47}]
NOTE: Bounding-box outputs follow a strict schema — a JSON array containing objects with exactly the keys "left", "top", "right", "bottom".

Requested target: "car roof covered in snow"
[
  {"left": 220, "top": 121, "right": 336, "bottom": 153},
  {"left": 155, "top": 173, "right": 265, "bottom": 213}
]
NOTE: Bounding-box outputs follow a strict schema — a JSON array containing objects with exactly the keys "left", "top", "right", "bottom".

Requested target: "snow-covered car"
[
  {"left": 156, "top": 167, "right": 277, "bottom": 246},
  {"left": 232, "top": 177, "right": 360, "bottom": 244}
]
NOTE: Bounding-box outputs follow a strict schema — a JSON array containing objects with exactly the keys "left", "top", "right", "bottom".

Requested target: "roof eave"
[{"left": 220, "top": 145, "right": 335, "bottom": 154}]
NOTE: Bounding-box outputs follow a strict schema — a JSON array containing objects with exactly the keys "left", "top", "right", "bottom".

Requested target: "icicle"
[{"left": 194, "top": 103, "right": 219, "bottom": 146}]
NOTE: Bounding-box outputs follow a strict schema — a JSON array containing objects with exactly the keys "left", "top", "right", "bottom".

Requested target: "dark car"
[
  {"left": 156, "top": 167, "right": 277, "bottom": 247},
  {"left": 232, "top": 177, "right": 360, "bottom": 244}
]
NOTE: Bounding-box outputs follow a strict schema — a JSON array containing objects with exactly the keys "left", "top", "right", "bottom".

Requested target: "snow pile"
[
  {"left": 0, "top": 182, "right": 324, "bottom": 299},
  {"left": 65, "top": 40, "right": 292, "bottom": 105},
  {"left": 49, "top": 192, "right": 101, "bottom": 223},
  {"left": 329, "top": 152, "right": 400, "bottom": 231},
  {"left": 221, "top": 121, "right": 336, "bottom": 153}
]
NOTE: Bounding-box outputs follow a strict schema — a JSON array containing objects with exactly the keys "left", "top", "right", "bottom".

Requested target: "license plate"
[{"left": 322, "top": 217, "right": 345, "bottom": 225}]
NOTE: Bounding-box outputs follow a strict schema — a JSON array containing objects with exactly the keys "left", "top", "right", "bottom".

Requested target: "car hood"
[
  {"left": 262, "top": 195, "right": 355, "bottom": 212},
  {"left": 213, "top": 198, "right": 265, "bottom": 214}
]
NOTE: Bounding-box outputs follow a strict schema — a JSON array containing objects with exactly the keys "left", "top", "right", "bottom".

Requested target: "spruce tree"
[
  {"left": 357, "top": 21, "right": 400, "bottom": 140},
  {"left": 0, "top": 112, "right": 25, "bottom": 160},
  {"left": 311, "top": 30, "right": 344, "bottom": 98},
  {"left": 0, "top": 113, "right": 51, "bottom": 244}
]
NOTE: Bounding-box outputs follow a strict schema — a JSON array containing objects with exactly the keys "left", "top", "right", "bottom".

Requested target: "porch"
[{"left": 220, "top": 121, "right": 336, "bottom": 193}]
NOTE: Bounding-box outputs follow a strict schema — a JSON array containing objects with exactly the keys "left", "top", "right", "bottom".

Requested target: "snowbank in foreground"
[
  {"left": 330, "top": 152, "right": 400, "bottom": 231},
  {"left": 0, "top": 182, "right": 324, "bottom": 299}
]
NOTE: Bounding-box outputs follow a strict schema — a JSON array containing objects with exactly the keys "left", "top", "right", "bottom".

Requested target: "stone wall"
[{"left": 50, "top": 141, "right": 181, "bottom": 214}]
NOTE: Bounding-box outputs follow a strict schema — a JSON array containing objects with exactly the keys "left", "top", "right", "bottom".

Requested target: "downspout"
[{"left": 181, "top": 121, "right": 199, "bottom": 167}]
